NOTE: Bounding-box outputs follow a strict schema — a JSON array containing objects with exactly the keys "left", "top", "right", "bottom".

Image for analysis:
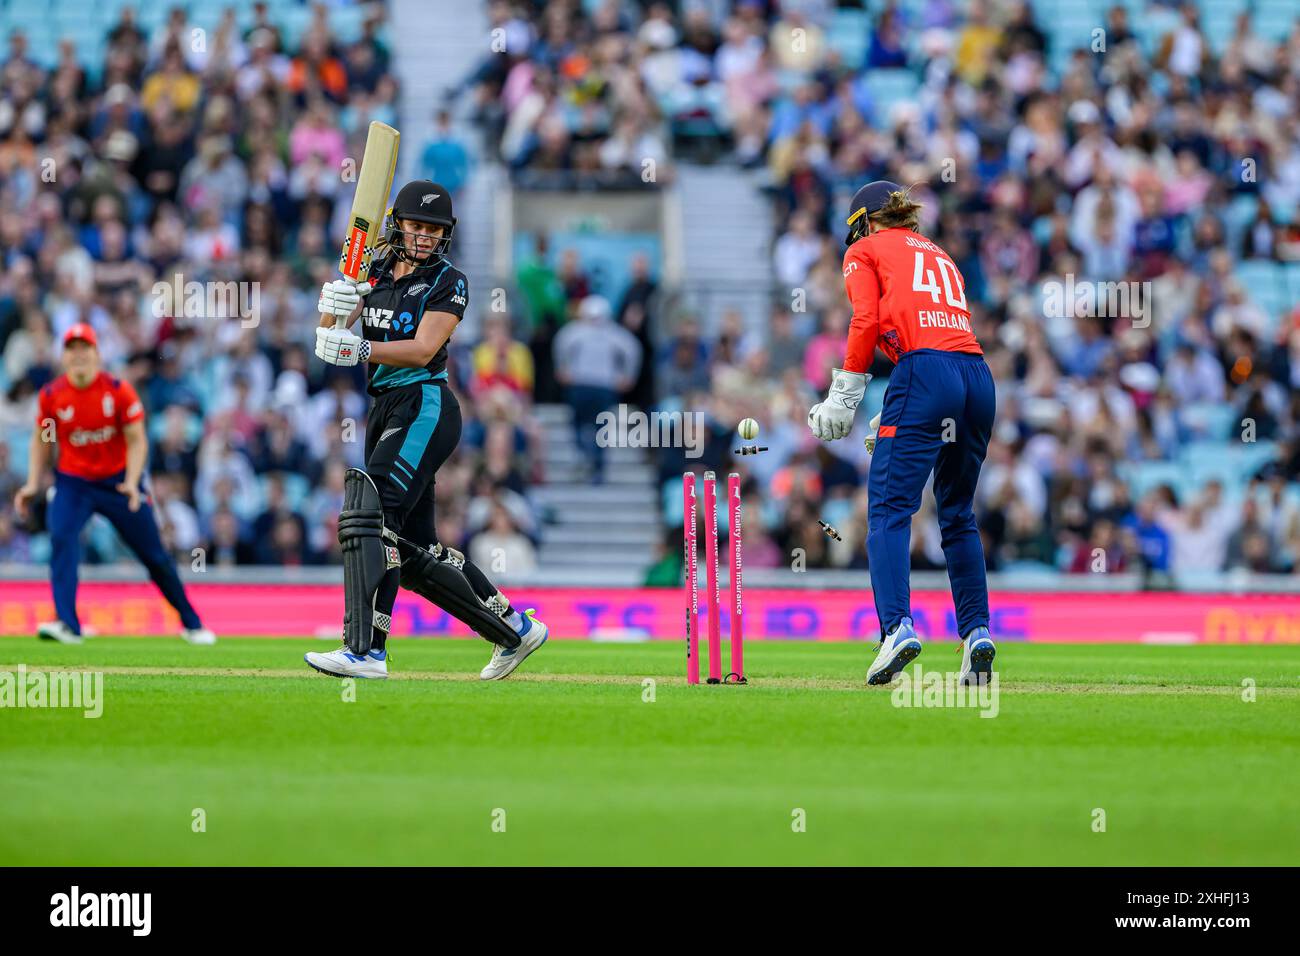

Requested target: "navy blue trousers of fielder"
[
  {"left": 49, "top": 470, "right": 202, "bottom": 635},
  {"left": 867, "top": 349, "right": 996, "bottom": 639}
]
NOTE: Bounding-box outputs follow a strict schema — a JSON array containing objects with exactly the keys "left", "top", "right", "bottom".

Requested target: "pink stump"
[
  {"left": 703, "top": 472, "right": 722, "bottom": 683},
  {"left": 683, "top": 474, "right": 699, "bottom": 685},
  {"left": 728, "top": 472, "right": 744, "bottom": 682}
]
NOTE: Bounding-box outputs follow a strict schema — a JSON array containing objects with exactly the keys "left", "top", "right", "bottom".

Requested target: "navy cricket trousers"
[
  {"left": 867, "top": 349, "right": 995, "bottom": 639},
  {"left": 48, "top": 470, "right": 202, "bottom": 634}
]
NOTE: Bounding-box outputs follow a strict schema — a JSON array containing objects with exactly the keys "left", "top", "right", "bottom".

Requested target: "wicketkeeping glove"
[
  {"left": 317, "top": 279, "right": 371, "bottom": 318},
  {"left": 808, "top": 368, "right": 869, "bottom": 441}
]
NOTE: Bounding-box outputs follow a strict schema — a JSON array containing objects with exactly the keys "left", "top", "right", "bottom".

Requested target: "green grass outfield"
[{"left": 1, "top": 638, "right": 1297, "bottom": 866}]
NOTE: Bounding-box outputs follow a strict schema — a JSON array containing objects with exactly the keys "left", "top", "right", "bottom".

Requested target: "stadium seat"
[
  {"left": 866, "top": 377, "right": 888, "bottom": 411},
  {"left": 1253, "top": 0, "right": 1298, "bottom": 42},
  {"left": 187, "top": 7, "right": 226, "bottom": 34},
  {"left": 821, "top": 503, "right": 854, "bottom": 540},
  {"left": 1226, "top": 193, "right": 1259, "bottom": 222},
  {"left": 1180, "top": 402, "right": 1239, "bottom": 440},
  {"left": 1285, "top": 263, "right": 1300, "bottom": 305},
  {"left": 860, "top": 70, "right": 919, "bottom": 129},
  {"left": 1119, "top": 461, "right": 1185, "bottom": 499},
  {"left": 331, "top": 4, "right": 368, "bottom": 44},
  {"left": 282, "top": 474, "right": 311, "bottom": 511},
  {"left": 278, "top": 5, "right": 315, "bottom": 49},
  {"left": 52, "top": 0, "right": 105, "bottom": 25},
  {"left": 1223, "top": 194, "right": 1259, "bottom": 251},
  {"left": 1131, "top": 6, "right": 1181, "bottom": 57},
  {"left": 1235, "top": 261, "right": 1286, "bottom": 324},
  {"left": 135, "top": 1, "right": 173, "bottom": 32},
  {"left": 10, "top": 427, "right": 31, "bottom": 476},
  {"left": 829, "top": 9, "right": 869, "bottom": 71}
]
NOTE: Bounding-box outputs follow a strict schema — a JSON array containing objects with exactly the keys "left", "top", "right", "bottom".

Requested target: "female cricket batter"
[
  {"left": 807, "top": 182, "right": 996, "bottom": 686},
  {"left": 13, "top": 323, "right": 215, "bottom": 645},
  {"left": 308, "top": 180, "right": 547, "bottom": 680}
]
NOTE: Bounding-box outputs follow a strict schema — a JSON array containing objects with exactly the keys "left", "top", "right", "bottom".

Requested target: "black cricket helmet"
[
  {"left": 385, "top": 180, "right": 456, "bottom": 263},
  {"left": 844, "top": 179, "right": 903, "bottom": 246}
]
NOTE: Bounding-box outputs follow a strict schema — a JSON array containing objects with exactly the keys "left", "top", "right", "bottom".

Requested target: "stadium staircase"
[
  {"left": 673, "top": 163, "right": 775, "bottom": 337},
  {"left": 523, "top": 162, "right": 778, "bottom": 578},
  {"left": 529, "top": 404, "right": 662, "bottom": 581}
]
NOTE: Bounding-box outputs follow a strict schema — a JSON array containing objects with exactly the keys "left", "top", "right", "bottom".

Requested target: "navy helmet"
[
  {"left": 386, "top": 180, "right": 456, "bottom": 262},
  {"left": 844, "top": 180, "right": 904, "bottom": 246}
]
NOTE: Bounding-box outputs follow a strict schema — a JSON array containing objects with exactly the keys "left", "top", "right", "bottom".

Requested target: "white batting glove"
[
  {"left": 317, "top": 279, "right": 371, "bottom": 318},
  {"left": 317, "top": 327, "right": 370, "bottom": 367},
  {"left": 808, "top": 368, "right": 869, "bottom": 441},
  {"left": 864, "top": 412, "right": 883, "bottom": 454}
]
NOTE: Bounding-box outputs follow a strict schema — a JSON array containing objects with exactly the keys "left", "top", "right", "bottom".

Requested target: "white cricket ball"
[{"left": 737, "top": 418, "right": 760, "bottom": 440}]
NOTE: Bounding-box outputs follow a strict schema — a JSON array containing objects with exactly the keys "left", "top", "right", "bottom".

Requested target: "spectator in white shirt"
[
  {"left": 553, "top": 295, "right": 643, "bottom": 481},
  {"left": 773, "top": 210, "right": 823, "bottom": 287}
]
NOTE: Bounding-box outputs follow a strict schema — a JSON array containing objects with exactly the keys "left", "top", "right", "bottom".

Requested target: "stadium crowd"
[
  {"left": 2, "top": 0, "right": 1299, "bottom": 587},
  {"left": 463, "top": 0, "right": 1300, "bottom": 581},
  {"left": 0, "top": 2, "right": 547, "bottom": 570}
]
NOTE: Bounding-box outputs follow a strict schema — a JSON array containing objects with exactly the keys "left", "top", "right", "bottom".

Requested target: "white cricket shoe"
[
  {"left": 181, "top": 627, "right": 217, "bottom": 646},
  {"left": 304, "top": 646, "right": 389, "bottom": 679},
  {"left": 37, "top": 620, "right": 83, "bottom": 644},
  {"left": 957, "top": 627, "right": 996, "bottom": 685},
  {"left": 866, "top": 617, "right": 922, "bottom": 685},
  {"left": 480, "top": 611, "right": 548, "bottom": 681}
]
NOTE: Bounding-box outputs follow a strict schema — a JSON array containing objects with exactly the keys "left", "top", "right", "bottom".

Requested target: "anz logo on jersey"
[
  {"left": 450, "top": 277, "right": 467, "bottom": 307},
  {"left": 363, "top": 306, "right": 416, "bottom": 335},
  {"left": 362, "top": 306, "right": 394, "bottom": 329}
]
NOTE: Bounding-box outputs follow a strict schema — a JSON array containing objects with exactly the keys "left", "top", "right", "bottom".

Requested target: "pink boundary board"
[{"left": 1, "top": 582, "right": 1299, "bottom": 643}]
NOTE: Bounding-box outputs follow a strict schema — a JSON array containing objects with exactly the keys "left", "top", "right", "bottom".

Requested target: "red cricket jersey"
[
  {"left": 36, "top": 372, "right": 145, "bottom": 480},
  {"left": 841, "top": 227, "right": 981, "bottom": 371}
]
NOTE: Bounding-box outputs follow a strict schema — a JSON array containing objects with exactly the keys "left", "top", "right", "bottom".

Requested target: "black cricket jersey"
[{"left": 358, "top": 252, "right": 468, "bottom": 395}]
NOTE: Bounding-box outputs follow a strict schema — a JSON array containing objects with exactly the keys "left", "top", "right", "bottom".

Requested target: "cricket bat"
[{"left": 336, "top": 121, "right": 400, "bottom": 328}]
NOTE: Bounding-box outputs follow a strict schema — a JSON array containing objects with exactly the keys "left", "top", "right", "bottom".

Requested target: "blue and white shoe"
[
  {"left": 181, "top": 627, "right": 217, "bottom": 646},
  {"left": 957, "top": 627, "right": 996, "bottom": 686},
  {"left": 304, "top": 646, "right": 389, "bottom": 679},
  {"left": 37, "top": 620, "right": 83, "bottom": 645},
  {"left": 866, "top": 617, "right": 922, "bottom": 685},
  {"left": 480, "top": 610, "right": 548, "bottom": 681}
]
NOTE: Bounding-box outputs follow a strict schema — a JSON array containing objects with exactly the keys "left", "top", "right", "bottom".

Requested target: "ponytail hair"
[{"left": 868, "top": 186, "right": 923, "bottom": 232}]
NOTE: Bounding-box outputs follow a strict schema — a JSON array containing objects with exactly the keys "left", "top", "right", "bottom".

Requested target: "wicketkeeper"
[
  {"left": 306, "top": 180, "right": 548, "bottom": 680},
  {"left": 808, "top": 182, "right": 997, "bottom": 686}
]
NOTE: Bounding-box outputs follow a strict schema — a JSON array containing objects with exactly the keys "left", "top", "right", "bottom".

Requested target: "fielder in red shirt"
[
  {"left": 807, "top": 182, "right": 996, "bottom": 686},
  {"left": 13, "top": 324, "right": 214, "bottom": 645}
]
